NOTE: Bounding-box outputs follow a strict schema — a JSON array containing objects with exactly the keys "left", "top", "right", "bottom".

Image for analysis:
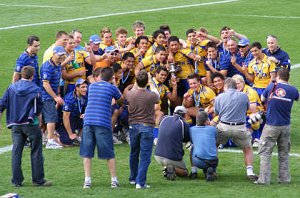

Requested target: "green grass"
[{"left": 0, "top": 0, "right": 300, "bottom": 197}]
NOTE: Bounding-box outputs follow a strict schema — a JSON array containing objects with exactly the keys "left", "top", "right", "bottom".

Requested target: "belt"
[{"left": 220, "top": 121, "right": 245, "bottom": 126}]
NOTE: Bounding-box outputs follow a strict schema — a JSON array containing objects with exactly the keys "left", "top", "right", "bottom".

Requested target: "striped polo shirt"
[
  {"left": 84, "top": 81, "right": 121, "bottom": 129},
  {"left": 40, "top": 59, "right": 61, "bottom": 101}
]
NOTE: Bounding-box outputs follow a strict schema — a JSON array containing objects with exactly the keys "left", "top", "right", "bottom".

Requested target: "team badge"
[
  {"left": 16, "top": 66, "right": 21, "bottom": 72},
  {"left": 43, "top": 74, "right": 47, "bottom": 79},
  {"left": 275, "top": 88, "right": 286, "bottom": 97}
]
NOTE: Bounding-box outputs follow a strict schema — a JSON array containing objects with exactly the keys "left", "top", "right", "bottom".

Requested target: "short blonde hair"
[{"left": 232, "top": 74, "right": 245, "bottom": 84}]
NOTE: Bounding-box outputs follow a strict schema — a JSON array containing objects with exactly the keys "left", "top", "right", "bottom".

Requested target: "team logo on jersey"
[
  {"left": 64, "top": 105, "right": 69, "bottom": 111},
  {"left": 16, "top": 66, "right": 21, "bottom": 72},
  {"left": 275, "top": 88, "right": 286, "bottom": 97},
  {"left": 43, "top": 74, "right": 47, "bottom": 79}
]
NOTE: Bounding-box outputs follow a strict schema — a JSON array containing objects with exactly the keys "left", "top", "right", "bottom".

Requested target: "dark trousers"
[{"left": 11, "top": 125, "right": 45, "bottom": 185}]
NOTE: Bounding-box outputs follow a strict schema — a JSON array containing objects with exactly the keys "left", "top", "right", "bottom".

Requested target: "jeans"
[
  {"left": 11, "top": 125, "right": 45, "bottom": 185},
  {"left": 129, "top": 124, "right": 153, "bottom": 186},
  {"left": 192, "top": 156, "right": 218, "bottom": 174}
]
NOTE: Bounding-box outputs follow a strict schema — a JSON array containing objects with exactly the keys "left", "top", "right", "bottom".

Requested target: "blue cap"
[
  {"left": 89, "top": 34, "right": 101, "bottom": 44},
  {"left": 53, "top": 46, "right": 66, "bottom": 55},
  {"left": 238, "top": 38, "right": 250, "bottom": 46},
  {"left": 75, "top": 78, "right": 87, "bottom": 86},
  {"left": 104, "top": 46, "right": 119, "bottom": 53}
]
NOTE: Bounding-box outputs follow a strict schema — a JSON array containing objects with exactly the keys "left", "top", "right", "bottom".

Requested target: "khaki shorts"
[
  {"left": 216, "top": 122, "right": 252, "bottom": 148},
  {"left": 154, "top": 155, "right": 187, "bottom": 170}
]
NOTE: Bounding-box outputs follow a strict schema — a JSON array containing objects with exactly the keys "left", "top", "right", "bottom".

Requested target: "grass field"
[{"left": 0, "top": 0, "right": 299, "bottom": 197}]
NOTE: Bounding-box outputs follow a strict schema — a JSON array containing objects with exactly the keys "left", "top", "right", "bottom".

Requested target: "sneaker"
[
  {"left": 248, "top": 174, "right": 258, "bottom": 181},
  {"left": 33, "top": 180, "right": 52, "bottom": 187},
  {"left": 12, "top": 182, "right": 23, "bottom": 187},
  {"left": 83, "top": 182, "right": 91, "bottom": 189},
  {"left": 206, "top": 167, "right": 215, "bottom": 181},
  {"left": 45, "top": 139, "right": 63, "bottom": 149},
  {"left": 252, "top": 139, "right": 260, "bottom": 148},
  {"left": 136, "top": 183, "right": 150, "bottom": 189},
  {"left": 218, "top": 144, "right": 225, "bottom": 149},
  {"left": 166, "top": 165, "right": 176, "bottom": 181},
  {"left": 185, "top": 141, "right": 192, "bottom": 151},
  {"left": 129, "top": 180, "right": 135, "bottom": 185},
  {"left": 189, "top": 172, "right": 198, "bottom": 179},
  {"left": 153, "top": 138, "right": 158, "bottom": 145},
  {"left": 113, "top": 135, "right": 123, "bottom": 145},
  {"left": 162, "top": 167, "right": 167, "bottom": 177},
  {"left": 125, "top": 133, "right": 130, "bottom": 145},
  {"left": 111, "top": 180, "right": 119, "bottom": 188}
]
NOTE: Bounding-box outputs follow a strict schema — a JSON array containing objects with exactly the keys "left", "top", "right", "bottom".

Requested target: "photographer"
[
  {"left": 256, "top": 68, "right": 299, "bottom": 185},
  {"left": 154, "top": 106, "right": 190, "bottom": 181}
]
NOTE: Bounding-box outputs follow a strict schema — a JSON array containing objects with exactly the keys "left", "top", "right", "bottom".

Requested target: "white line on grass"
[
  {"left": 0, "top": 145, "right": 12, "bottom": 154},
  {"left": 0, "top": 0, "right": 239, "bottom": 31},
  {"left": 291, "top": 64, "right": 300, "bottom": 69},
  {"left": 219, "top": 149, "right": 300, "bottom": 158},
  {"left": 0, "top": 3, "right": 66, "bottom": 9},
  {"left": 232, "top": 14, "right": 300, "bottom": 19}
]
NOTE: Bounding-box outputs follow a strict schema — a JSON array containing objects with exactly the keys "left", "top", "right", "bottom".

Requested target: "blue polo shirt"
[
  {"left": 214, "top": 88, "right": 249, "bottom": 123},
  {"left": 204, "top": 58, "right": 224, "bottom": 72},
  {"left": 219, "top": 52, "right": 243, "bottom": 77},
  {"left": 190, "top": 126, "right": 217, "bottom": 160},
  {"left": 262, "top": 82, "right": 299, "bottom": 126},
  {"left": 263, "top": 48, "right": 291, "bottom": 70},
  {"left": 40, "top": 59, "right": 61, "bottom": 101},
  {"left": 15, "top": 50, "right": 40, "bottom": 86},
  {"left": 84, "top": 81, "right": 121, "bottom": 129},
  {"left": 62, "top": 91, "right": 88, "bottom": 117}
]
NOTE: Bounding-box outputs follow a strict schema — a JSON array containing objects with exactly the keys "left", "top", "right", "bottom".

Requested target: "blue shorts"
[
  {"left": 80, "top": 125, "right": 115, "bottom": 159},
  {"left": 42, "top": 100, "right": 58, "bottom": 123},
  {"left": 253, "top": 87, "right": 265, "bottom": 97},
  {"left": 177, "top": 79, "right": 190, "bottom": 97}
]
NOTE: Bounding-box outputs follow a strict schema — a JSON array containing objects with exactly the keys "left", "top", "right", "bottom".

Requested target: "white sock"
[
  {"left": 85, "top": 177, "right": 91, "bottom": 184},
  {"left": 111, "top": 176, "right": 118, "bottom": 182},
  {"left": 191, "top": 166, "right": 198, "bottom": 173},
  {"left": 246, "top": 166, "right": 254, "bottom": 175}
]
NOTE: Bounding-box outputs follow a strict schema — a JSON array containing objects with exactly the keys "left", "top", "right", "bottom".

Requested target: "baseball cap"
[
  {"left": 89, "top": 34, "right": 101, "bottom": 44},
  {"left": 104, "top": 46, "right": 119, "bottom": 54},
  {"left": 53, "top": 46, "right": 66, "bottom": 56},
  {"left": 174, "top": 106, "right": 187, "bottom": 114},
  {"left": 75, "top": 78, "right": 87, "bottom": 87},
  {"left": 238, "top": 38, "right": 250, "bottom": 46}
]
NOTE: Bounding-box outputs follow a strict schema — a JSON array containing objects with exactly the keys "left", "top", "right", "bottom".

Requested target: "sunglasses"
[
  {"left": 238, "top": 45, "right": 248, "bottom": 48},
  {"left": 110, "top": 52, "right": 118, "bottom": 56}
]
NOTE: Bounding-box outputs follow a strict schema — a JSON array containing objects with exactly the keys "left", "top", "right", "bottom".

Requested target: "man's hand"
[
  {"left": 267, "top": 56, "right": 279, "bottom": 64},
  {"left": 55, "top": 96, "right": 64, "bottom": 106}
]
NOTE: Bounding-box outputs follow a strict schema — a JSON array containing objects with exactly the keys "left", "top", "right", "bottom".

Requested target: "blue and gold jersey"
[
  {"left": 248, "top": 54, "right": 276, "bottom": 88},
  {"left": 187, "top": 85, "right": 215, "bottom": 108}
]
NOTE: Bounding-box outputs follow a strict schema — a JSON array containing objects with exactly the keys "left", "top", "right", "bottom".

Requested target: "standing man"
[
  {"left": 43, "top": 31, "right": 68, "bottom": 63},
  {"left": 214, "top": 78, "right": 258, "bottom": 181},
  {"left": 154, "top": 106, "right": 190, "bottom": 181},
  {"left": 256, "top": 68, "right": 299, "bottom": 185},
  {"left": 0, "top": 66, "right": 51, "bottom": 187},
  {"left": 40, "top": 46, "right": 66, "bottom": 149},
  {"left": 126, "top": 70, "right": 160, "bottom": 189},
  {"left": 80, "top": 67, "right": 122, "bottom": 189},
  {"left": 190, "top": 111, "right": 218, "bottom": 181},
  {"left": 12, "top": 35, "right": 41, "bottom": 86}
]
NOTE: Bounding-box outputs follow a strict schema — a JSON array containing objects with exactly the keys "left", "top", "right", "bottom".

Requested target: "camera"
[{"left": 248, "top": 111, "right": 264, "bottom": 125}]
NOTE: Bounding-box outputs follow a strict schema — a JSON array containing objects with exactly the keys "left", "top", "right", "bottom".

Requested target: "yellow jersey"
[
  {"left": 243, "top": 85, "right": 264, "bottom": 115},
  {"left": 64, "top": 50, "right": 89, "bottom": 84},
  {"left": 248, "top": 54, "right": 276, "bottom": 88},
  {"left": 187, "top": 85, "right": 216, "bottom": 108},
  {"left": 141, "top": 55, "right": 165, "bottom": 76},
  {"left": 174, "top": 48, "right": 194, "bottom": 79},
  {"left": 186, "top": 42, "right": 207, "bottom": 76},
  {"left": 42, "top": 43, "right": 56, "bottom": 63}
]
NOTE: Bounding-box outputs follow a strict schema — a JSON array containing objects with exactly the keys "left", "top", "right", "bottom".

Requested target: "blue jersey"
[
  {"left": 190, "top": 126, "right": 217, "bottom": 160},
  {"left": 15, "top": 50, "right": 40, "bottom": 86},
  {"left": 219, "top": 52, "right": 243, "bottom": 77},
  {"left": 62, "top": 91, "right": 88, "bottom": 118},
  {"left": 40, "top": 59, "right": 62, "bottom": 101},
  {"left": 204, "top": 58, "right": 223, "bottom": 71},
  {"left": 263, "top": 48, "right": 291, "bottom": 70},
  {"left": 262, "top": 82, "right": 299, "bottom": 126},
  {"left": 84, "top": 81, "right": 121, "bottom": 129}
]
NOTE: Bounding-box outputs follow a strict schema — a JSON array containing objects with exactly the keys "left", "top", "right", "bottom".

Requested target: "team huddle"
[{"left": 0, "top": 20, "right": 298, "bottom": 188}]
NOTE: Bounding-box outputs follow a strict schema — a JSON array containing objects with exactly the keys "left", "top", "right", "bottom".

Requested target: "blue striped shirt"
[
  {"left": 40, "top": 59, "right": 61, "bottom": 101},
  {"left": 84, "top": 81, "right": 121, "bottom": 129},
  {"left": 15, "top": 50, "right": 40, "bottom": 86}
]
